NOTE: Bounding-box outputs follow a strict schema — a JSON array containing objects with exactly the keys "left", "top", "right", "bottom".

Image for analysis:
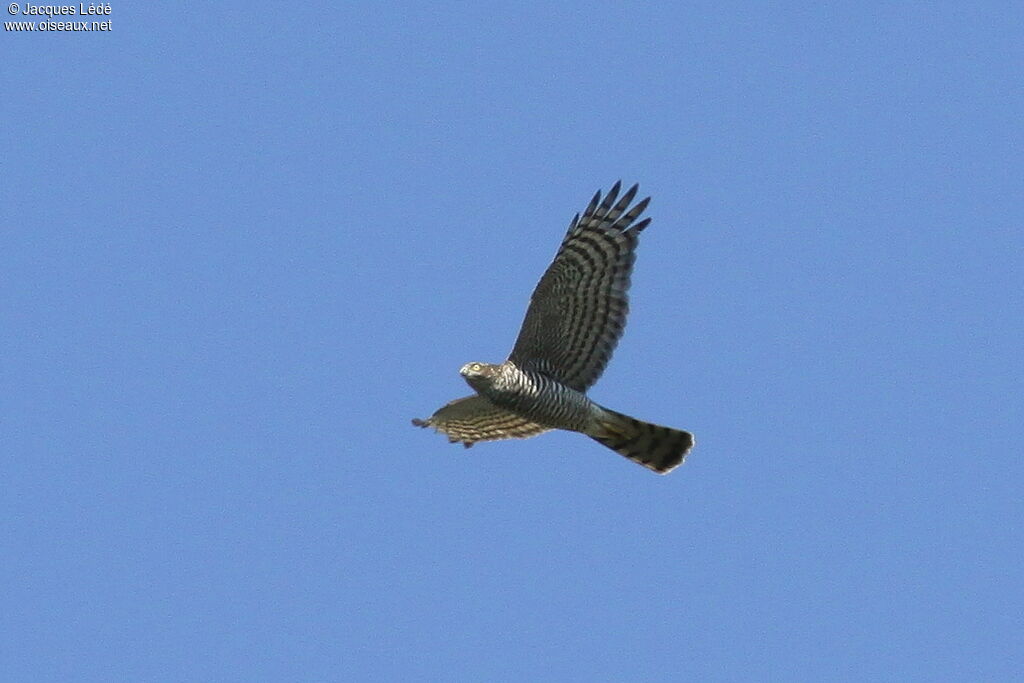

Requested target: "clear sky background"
[{"left": 3, "top": 3, "right": 1022, "bottom": 681}]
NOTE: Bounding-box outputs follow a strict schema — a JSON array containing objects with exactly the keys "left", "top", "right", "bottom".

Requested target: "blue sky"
[{"left": 3, "top": 3, "right": 1021, "bottom": 680}]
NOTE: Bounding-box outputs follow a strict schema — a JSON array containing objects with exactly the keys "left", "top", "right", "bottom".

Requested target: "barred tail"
[{"left": 588, "top": 407, "right": 694, "bottom": 474}]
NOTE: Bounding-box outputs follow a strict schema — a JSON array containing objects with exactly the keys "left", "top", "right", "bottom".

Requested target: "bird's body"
[
  {"left": 461, "top": 361, "right": 596, "bottom": 433},
  {"left": 413, "top": 182, "right": 695, "bottom": 474}
]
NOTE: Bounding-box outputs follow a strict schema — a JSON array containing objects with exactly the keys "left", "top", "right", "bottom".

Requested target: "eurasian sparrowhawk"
[{"left": 413, "top": 182, "right": 694, "bottom": 474}]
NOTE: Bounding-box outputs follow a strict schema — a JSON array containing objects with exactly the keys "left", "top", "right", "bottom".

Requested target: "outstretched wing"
[
  {"left": 412, "top": 395, "right": 551, "bottom": 447},
  {"left": 509, "top": 181, "right": 651, "bottom": 391}
]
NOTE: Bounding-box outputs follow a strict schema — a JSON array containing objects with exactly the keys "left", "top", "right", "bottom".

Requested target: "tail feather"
[{"left": 589, "top": 408, "right": 694, "bottom": 474}]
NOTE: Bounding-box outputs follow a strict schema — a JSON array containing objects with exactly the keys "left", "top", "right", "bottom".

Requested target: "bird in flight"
[{"left": 413, "top": 182, "right": 694, "bottom": 474}]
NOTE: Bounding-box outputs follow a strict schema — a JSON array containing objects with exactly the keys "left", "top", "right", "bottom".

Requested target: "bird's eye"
[{"left": 472, "top": 363, "right": 481, "bottom": 371}]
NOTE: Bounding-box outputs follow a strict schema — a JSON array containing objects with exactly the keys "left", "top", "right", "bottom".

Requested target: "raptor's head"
[{"left": 460, "top": 361, "right": 499, "bottom": 392}]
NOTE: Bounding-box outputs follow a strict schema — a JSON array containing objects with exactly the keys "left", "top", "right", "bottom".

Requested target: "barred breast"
[{"left": 484, "top": 362, "right": 596, "bottom": 432}]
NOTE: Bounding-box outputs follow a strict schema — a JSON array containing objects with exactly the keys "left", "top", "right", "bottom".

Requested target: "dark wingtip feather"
[
  {"left": 595, "top": 182, "right": 621, "bottom": 219},
  {"left": 620, "top": 183, "right": 639, "bottom": 207},
  {"left": 565, "top": 212, "right": 580, "bottom": 236},
  {"left": 631, "top": 217, "right": 652, "bottom": 233}
]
